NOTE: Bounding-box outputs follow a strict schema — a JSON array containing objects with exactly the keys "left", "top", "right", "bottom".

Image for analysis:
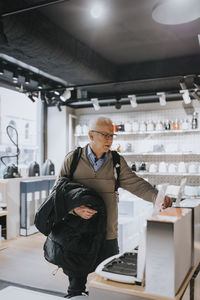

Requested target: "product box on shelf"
[
  {"left": 145, "top": 207, "right": 192, "bottom": 298},
  {"left": 179, "top": 198, "right": 200, "bottom": 267}
]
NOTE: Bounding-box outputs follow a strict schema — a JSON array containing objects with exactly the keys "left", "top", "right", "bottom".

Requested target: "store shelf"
[
  {"left": 115, "top": 129, "right": 200, "bottom": 135},
  {"left": 75, "top": 129, "right": 200, "bottom": 137},
  {"left": 136, "top": 171, "right": 200, "bottom": 177},
  {"left": 122, "top": 152, "right": 200, "bottom": 156}
]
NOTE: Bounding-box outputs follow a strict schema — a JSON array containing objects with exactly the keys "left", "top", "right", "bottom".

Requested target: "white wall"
[{"left": 47, "top": 106, "right": 67, "bottom": 175}]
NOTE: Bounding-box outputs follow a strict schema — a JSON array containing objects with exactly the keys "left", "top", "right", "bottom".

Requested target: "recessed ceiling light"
[
  {"left": 90, "top": 3, "right": 104, "bottom": 19},
  {"left": 152, "top": 0, "right": 200, "bottom": 25}
]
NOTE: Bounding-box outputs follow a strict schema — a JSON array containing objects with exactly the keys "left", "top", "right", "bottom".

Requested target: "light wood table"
[
  {"left": 0, "top": 210, "right": 8, "bottom": 217},
  {"left": 89, "top": 265, "right": 198, "bottom": 300}
]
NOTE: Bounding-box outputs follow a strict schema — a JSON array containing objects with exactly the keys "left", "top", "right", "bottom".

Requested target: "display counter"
[
  {"left": 0, "top": 176, "right": 56, "bottom": 239},
  {"left": 89, "top": 267, "right": 196, "bottom": 300},
  {"left": 89, "top": 207, "right": 199, "bottom": 300}
]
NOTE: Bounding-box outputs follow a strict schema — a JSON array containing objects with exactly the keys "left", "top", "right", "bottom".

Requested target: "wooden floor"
[{"left": 0, "top": 233, "right": 94, "bottom": 294}]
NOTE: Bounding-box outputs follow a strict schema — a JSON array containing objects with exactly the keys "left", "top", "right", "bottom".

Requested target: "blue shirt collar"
[{"left": 86, "top": 144, "right": 108, "bottom": 171}]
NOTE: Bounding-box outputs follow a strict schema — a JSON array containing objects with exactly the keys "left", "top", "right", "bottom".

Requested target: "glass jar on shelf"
[
  {"left": 155, "top": 121, "right": 163, "bottom": 131},
  {"left": 172, "top": 119, "right": 180, "bottom": 130},
  {"left": 164, "top": 120, "right": 171, "bottom": 130},
  {"left": 124, "top": 121, "right": 132, "bottom": 132},
  {"left": 139, "top": 121, "right": 147, "bottom": 132},
  {"left": 146, "top": 120, "right": 155, "bottom": 131},
  {"left": 192, "top": 112, "right": 198, "bottom": 129},
  {"left": 132, "top": 120, "right": 139, "bottom": 132}
]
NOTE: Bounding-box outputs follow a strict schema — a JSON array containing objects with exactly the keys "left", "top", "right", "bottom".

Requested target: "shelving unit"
[
  {"left": 122, "top": 152, "right": 200, "bottom": 156},
  {"left": 75, "top": 129, "right": 200, "bottom": 137},
  {"left": 74, "top": 107, "right": 200, "bottom": 191}
]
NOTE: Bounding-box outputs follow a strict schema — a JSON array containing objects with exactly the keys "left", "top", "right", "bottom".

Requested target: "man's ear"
[{"left": 88, "top": 131, "right": 93, "bottom": 141}]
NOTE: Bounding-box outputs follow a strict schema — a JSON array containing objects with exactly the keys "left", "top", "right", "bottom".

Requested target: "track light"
[
  {"left": 157, "top": 92, "right": 166, "bottom": 106},
  {"left": 180, "top": 89, "right": 191, "bottom": 104},
  {"left": 56, "top": 102, "right": 62, "bottom": 112},
  {"left": 24, "top": 74, "right": 31, "bottom": 85},
  {"left": 193, "top": 76, "right": 200, "bottom": 89},
  {"left": 115, "top": 98, "right": 121, "bottom": 110},
  {"left": 77, "top": 89, "right": 82, "bottom": 99},
  {"left": 12, "top": 70, "right": 18, "bottom": 83},
  {"left": 0, "top": 62, "right": 4, "bottom": 75},
  {"left": 91, "top": 98, "right": 100, "bottom": 111},
  {"left": 27, "top": 94, "right": 36, "bottom": 102},
  {"left": 128, "top": 94, "right": 137, "bottom": 108},
  {"left": 60, "top": 88, "right": 72, "bottom": 102},
  {"left": 37, "top": 80, "right": 43, "bottom": 89},
  {"left": 180, "top": 78, "right": 187, "bottom": 90},
  {"left": 191, "top": 90, "right": 200, "bottom": 101}
]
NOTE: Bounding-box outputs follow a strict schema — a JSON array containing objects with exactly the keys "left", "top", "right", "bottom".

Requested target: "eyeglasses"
[{"left": 91, "top": 130, "right": 116, "bottom": 139}]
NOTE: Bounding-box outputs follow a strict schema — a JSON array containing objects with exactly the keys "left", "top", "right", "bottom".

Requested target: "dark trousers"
[{"left": 66, "top": 239, "right": 119, "bottom": 294}]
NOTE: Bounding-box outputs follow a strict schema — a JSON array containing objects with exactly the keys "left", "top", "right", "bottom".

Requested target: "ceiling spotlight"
[
  {"left": 128, "top": 94, "right": 137, "bottom": 108},
  {"left": 152, "top": 0, "right": 200, "bottom": 25},
  {"left": 24, "top": 74, "right": 31, "bottom": 85},
  {"left": 180, "top": 78, "right": 187, "bottom": 90},
  {"left": 157, "top": 92, "right": 166, "bottom": 106},
  {"left": 0, "top": 62, "right": 4, "bottom": 75},
  {"left": 180, "top": 89, "right": 191, "bottom": 104},
  {"left": 12, "top": 70, "right": 18, "bottom": 83},
  {"left": 56, "top": 102, "right": 62, "bottom": 112},
  {"left": 27, "top": 93, "right": 36, "bottom": 103},
  {"left": 60, "top": 88, "right": 73, "bottom": 102},
  {"left": 37, "top": 81, "right": 43, "bottom": 89},
  {"left": 77, "top": 89, "right": 82, "bottom": 99},
  {"left": 115, "top": 98, "right": 121, "bottom": 110},
  {"left": 44, "top": 93, "right": 50, "bottom": 105},
  {"left": 90, "top": 3, "right": 104, "bottom": 19},
  {"left": 193, "top": 76, "right": 200, "bottom": 89},
  {"left": 91, "top": 98, "right": 100, "bottom": 111},
  {"left": 191, "top": 89, "right": 200, "bottom": 101}
]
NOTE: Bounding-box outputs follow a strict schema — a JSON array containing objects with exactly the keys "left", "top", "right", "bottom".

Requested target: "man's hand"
[
  {"left": 163, "top": 196, "right": 173, "bottom": 209},
  {"left": 74, "top": 205, "right": 97, "bottom": 219}
]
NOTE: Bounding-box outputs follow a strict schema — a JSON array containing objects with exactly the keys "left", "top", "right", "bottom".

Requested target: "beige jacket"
[{"left": 57, "top": 145, "right": 157, "bottom": 239}]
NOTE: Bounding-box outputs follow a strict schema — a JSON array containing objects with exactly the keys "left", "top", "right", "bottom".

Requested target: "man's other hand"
[
  {"left": 74, "top": 205, "right": 97, "bottom": 219},
  {"left": 163, "top": 196, "right": 173, "bottom": 209}
]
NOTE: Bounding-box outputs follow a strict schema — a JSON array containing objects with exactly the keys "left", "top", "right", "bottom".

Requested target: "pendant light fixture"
[{"left": 152, "top": 0, "right": 200, "bottom": 25}]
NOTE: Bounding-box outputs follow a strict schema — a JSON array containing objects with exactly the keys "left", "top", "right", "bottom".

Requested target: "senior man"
[{"left": 57, "top": 116, "right": 172, "bottom": 298}]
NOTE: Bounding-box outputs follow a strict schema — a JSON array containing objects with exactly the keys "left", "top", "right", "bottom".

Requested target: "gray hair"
[{"left": 89, "top": 116, "right": 113, "bottom": 130}]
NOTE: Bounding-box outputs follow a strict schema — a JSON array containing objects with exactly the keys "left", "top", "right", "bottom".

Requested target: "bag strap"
[
  {"left": 111, "top": 150, "right": 121, "bottom": 191},
  {"left": 69, "top": 147, "right": 82, "bottom": 180}
]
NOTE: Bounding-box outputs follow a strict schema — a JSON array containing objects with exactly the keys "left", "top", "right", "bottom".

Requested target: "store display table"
[{"left": 89, "top": 267, "right": 195, "bottom": 300}]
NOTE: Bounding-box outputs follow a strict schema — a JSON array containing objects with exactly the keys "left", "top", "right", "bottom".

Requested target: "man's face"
[{"left": 89, "top": 121, "right": 114, "bottom": 154}]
